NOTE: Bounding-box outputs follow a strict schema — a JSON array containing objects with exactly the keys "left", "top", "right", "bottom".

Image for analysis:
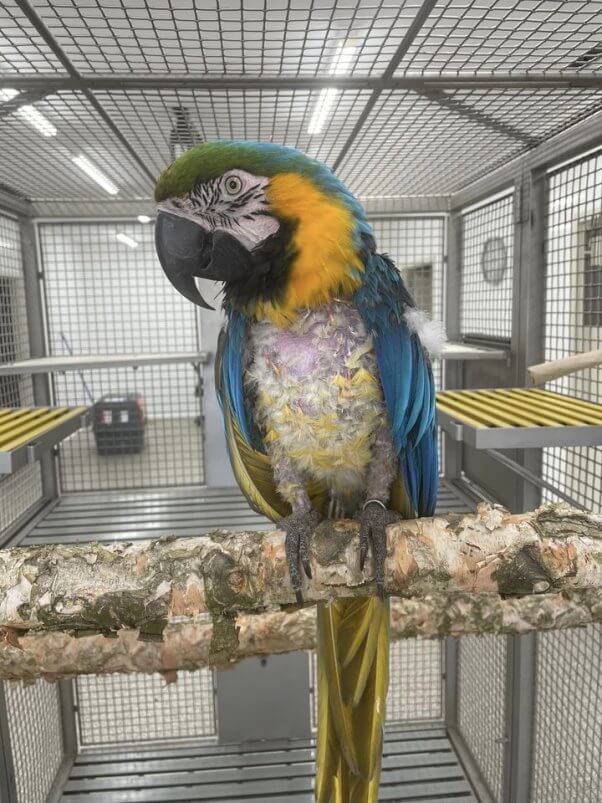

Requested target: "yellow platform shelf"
[
  {"left": 0, "top": 406, "right": 89, "bottom": 474},
  {"left": 436, "top": 388, "right": 602, "bottom": 450}
]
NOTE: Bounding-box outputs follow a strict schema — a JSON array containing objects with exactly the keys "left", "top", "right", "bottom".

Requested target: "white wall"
[
  {"left": 38, "top": 220, "right": 202, "bottom": 418},
  {"left": 460, "top": 193, "right": 514, "bottom": 340}
]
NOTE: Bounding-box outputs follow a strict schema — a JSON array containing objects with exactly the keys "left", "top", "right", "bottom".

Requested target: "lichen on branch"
[{"left": 0, "top": 503, "right": 601, "bottom": 680}]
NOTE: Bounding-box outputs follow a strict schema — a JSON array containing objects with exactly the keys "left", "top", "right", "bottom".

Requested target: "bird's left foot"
[{"left": 358, "top": 501, "right": 399, "bottom": 600}]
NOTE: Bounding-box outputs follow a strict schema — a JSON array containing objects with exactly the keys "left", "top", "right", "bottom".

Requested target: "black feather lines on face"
[{"left": 222, "top": 216, "right": 298, "bottom": 312}]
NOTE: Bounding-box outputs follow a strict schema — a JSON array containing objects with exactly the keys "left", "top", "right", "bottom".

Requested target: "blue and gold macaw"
[{"left": 154, "top": 140, "right": 443, "bottom": 802}]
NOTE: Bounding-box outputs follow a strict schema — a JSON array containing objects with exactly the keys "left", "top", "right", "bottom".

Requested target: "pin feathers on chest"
[{"left": 245, "top": 301, "right": 387, "bottom": 491}]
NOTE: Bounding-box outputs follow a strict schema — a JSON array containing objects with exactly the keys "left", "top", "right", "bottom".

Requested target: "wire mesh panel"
[
  {"left": 460, "top": 193, "right": 514, "bottom": 341},
  {"left": 542, "top": 150, "right": 602, "bottom": 511},
  {"left": 394, "top": 0, "right": 602, "bottom": 75},
  {"left": 457, "top": 635, "right": 507, "bottom": 803},
  {"left": 531, "top": 625, "right": 602, "bottom": 803},
  {"left": 22, "top": 0, "right": 425, "bottom": 78},
  {"left": 4, "top": 680, "right": 64, "bottom": 803},
  {"left": 0, "top": 212, "right": 43, "bottom": 540},
  {"left": 370, "top": 216, "right": 445, "bottom": 390},
  {"left": 38, "top": 220, "right": 204, "bottom": 492},
  {"left": 54, "top": 364, "right": 203, "bottom": 491},
  {"left": 75, "top": 670, "right": 216, "bottom": 747},
  {"left": 309, "top": 637, "right": 443, "bottom": 730},
  {"left": 387, "top": 639, "right": 443, "bottom": 724}
]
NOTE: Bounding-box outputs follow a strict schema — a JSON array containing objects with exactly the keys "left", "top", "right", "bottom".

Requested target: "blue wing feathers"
[
  {"left": 221, "top": 251, "right": 439, "bottom": 518},
  {"left": 219, "top": 309, "right": 265, "bottom": 451},
  {"left": 355, "top": 252, "right": 438, "bottom": 517}
]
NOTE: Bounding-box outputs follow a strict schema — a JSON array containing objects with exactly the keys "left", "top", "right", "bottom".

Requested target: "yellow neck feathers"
[{"left": 252, "top": 173, "right": 363, "bottom": 327}]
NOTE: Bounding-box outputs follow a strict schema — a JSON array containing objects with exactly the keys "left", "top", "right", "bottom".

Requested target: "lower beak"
[{"left": 155, "top": 211, "right": 215, "bottom": 309}]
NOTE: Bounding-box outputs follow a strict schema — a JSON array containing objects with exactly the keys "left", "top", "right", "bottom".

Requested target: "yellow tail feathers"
[{"left": 316, "top": 597, "right": 390, "bottom": 803}]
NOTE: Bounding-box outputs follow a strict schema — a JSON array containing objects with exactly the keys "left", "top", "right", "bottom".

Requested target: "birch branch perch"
[{"left": 0, "top": 502, "right": 601, "bottom": 681}]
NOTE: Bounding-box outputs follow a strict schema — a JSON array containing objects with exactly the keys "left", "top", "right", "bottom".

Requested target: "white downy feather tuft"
[{"left": 403, "top": 308, "right": 447, "bottom": 357}]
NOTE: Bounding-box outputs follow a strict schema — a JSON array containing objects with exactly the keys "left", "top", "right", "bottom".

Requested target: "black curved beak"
[
  {"left": 155, "top": 211, "right": 254, "bottom": 310},
  {"left": 155, "top": 211, "right": 215, "bottom": 309}
]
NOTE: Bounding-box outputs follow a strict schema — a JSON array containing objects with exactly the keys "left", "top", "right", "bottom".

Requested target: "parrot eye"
[{"left": 224, "top": 175, "right": 243, "bottom": 195}]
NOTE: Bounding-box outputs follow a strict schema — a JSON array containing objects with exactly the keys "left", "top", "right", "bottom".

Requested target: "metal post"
[
  {"left": 501, "top": 170, "right": 547, "bottom": 803},
  {"left": 443, "top": 212, "right": 463, "bottom": 481},
  {"left": 44, "top": 680, "right": 78, "bottom": 803},
  {"left": 0, "top": 683, "right": 18, "bottom": 803},
  {"left": 444, "top": 637, "right": 458, "bottom": 728},
  {"left": 18, "top": 215, "right": 59, "bottom": 500},
  {"left": 512, "top": 173, "right": 547, "bottom": 513},
  {"left": 503, "top": 634, "right": 537, "bottom": 803}
]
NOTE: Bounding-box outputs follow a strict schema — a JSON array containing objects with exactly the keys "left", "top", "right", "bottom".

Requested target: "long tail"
[{"left": 315, "top": 597, "right": 390, "bottom": 803}]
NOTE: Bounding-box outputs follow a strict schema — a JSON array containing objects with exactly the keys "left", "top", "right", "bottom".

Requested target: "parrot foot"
[
  {"left": 280, "top": 508, "right": 321, "bottom": 604},
  {"left": 357, "top": 501, "right": 399, "bottom": 600}
]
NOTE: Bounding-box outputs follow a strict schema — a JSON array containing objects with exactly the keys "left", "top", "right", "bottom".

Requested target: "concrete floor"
[{"left": 58, "top": 418, "right": 204, "bottom": 492}]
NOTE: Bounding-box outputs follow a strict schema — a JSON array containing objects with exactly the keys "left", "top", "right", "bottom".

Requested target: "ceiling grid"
[{"left": 0, "top": 0, "right": 600, "bottom": 205}]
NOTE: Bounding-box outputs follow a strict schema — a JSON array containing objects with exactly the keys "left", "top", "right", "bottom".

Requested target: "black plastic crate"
[{"left": 92, "top": 393, "right": 145, "bottom": 455}]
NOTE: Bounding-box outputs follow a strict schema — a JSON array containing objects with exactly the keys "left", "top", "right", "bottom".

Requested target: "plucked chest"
[{"left": 245, "top": 301, "right": 387, "bottom": 486}]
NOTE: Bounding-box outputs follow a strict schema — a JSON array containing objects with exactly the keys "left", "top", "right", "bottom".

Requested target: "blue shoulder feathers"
[
  {"left": 355, "top": 253, "right": 438, "bottom": 517},
  {"left": 217, "top": 308, "right": 265, "bottom": 451}
]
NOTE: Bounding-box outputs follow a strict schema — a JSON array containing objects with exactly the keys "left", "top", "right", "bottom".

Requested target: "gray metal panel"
[
  {"left": 0, "top": 683, "right": 18, "bottom": 803},
  {"left": 0, "top": 408, "right": 88, "bottom": 475},
  {"left": 59, "top": 729, "right": 475, "bottom": 802},
  {"left": 19, "top": 481, "right": 473, "bottom": 546},
  {"left": 21, "top": 487, "right": 271, "bottom": 545},
  {"left": 0, "top": 352, "right": 210, "bottom": 375},
  {"left": 217, "top": 653, "right": 312, "bottom": 743},
  {"left": 437, "top": 408, "right": 602, "bottom": 450}
]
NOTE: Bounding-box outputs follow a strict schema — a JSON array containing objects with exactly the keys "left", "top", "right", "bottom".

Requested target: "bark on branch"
[{"left": 1, "top": 503, "right": 601, "bottom": 681}]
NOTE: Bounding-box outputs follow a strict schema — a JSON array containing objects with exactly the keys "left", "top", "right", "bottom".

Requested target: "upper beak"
[{"left": 155, "top": 210, "right": 215, "bottom": 309}]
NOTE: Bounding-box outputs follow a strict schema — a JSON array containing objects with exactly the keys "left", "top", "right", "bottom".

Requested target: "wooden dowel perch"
[{"left": 0, "top": 502, "right": 601, "bottom": 681}]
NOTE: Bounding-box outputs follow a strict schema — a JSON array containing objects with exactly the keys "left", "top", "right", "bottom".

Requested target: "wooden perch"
[{"left": 0, "top": 503, "right": 601, "bottom": 681}]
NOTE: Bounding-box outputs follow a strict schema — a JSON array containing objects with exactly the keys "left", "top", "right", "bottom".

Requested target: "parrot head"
[{"left": 154, "top": 140, "right": 373, "bottom": 325}]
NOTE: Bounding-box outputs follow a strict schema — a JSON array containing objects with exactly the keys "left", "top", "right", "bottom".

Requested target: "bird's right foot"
[{"left": 280, "top": 509, "right": 321, "bottom": 604}]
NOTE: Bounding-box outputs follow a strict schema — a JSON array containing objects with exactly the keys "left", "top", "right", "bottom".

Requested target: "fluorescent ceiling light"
[
  {"left": 307, "top": 42, "right": 356, "bottom": 135},
  {"left": 330, "top": 42, "right": 357, "bottom": 76},
  {"left": 0, "top": 88, "right": 19, "bottom": 102},
  {"left": 72, "top": 155, "right": 119, "bottom": 195},
  {"left": 308, "top": 88, "right": 339, "bottom": 135},
  {"left": 137, "top": 214, "right": 152, "bottom": 223},
  {"left": 116, "top": 233, "right": 138, "bottom": 248},
  {"left": 0, "top": 88, "right": 57, "bottom": 137}
]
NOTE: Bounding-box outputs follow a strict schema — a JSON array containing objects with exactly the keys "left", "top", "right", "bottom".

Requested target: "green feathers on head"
[{"left": 154, "top": 139, "right": 361, "bottom": 208}]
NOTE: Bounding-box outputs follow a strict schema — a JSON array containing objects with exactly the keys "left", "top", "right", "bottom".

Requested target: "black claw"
[
  {"left": 281, "top": 509, "right": 320, "bottom": 602},
  {"left": 359, "top": 533, "right": 369, "bottom": 571},
  {"left": 358, "top": 503, "right": 390, "bottom": 599}
]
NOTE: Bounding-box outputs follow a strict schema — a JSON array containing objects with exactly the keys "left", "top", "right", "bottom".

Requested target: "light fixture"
[
  {"left": 0, "top": 239, "right": 12, "bottom": 249},
  {"left": 137, "top": 214, "right": 152, "bottom": 224},
  {"left": 72, "top": 155, "right": 119, "bottom": 195},
  {"left": 169, "top": 106, "right": 201, "bottom": 160},
  {"left": 0, "top": 89, "right": 19, "bottom": 102},
  {"left": 307, "top": 42, "right": 356, "bottom": 135},
  {"left": 0, "top": 88, "right": 57, "bottom": 137},
  {"left": 116, "top": 233, "right": 138, "bottom": 248}
]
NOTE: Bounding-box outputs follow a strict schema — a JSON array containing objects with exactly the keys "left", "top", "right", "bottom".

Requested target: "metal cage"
[{"left": 0, "top": 1, "right": 601, "bottom": 801}]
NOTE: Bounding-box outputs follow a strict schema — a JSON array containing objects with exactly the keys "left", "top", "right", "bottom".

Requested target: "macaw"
[{"left": 154, "top": 140, "right": 443, "bottom": 803}]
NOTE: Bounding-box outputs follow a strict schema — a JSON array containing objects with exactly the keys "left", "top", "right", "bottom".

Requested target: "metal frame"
[
  {"left": 0, "top": 353, "right": 210, "bottom": 375},
  {"left": 0, "top": 406, "right": 89, "bottom": 474},
  {"left": 0, "top": 683, "right": 18, "bottom": 803},
  {"left": 18, "top": 213, "right": 58, "bottom": 500},
  {"left": 436, "top": 407, "right": 602, "bottom": 450},
  {"left": 443, "top": 93, "right": 602, "bottom": 803}
]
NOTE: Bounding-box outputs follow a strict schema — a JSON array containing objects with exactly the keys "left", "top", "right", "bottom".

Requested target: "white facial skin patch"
[{"left": 158, "top": 169, "right": 280, "bottom": 250}]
